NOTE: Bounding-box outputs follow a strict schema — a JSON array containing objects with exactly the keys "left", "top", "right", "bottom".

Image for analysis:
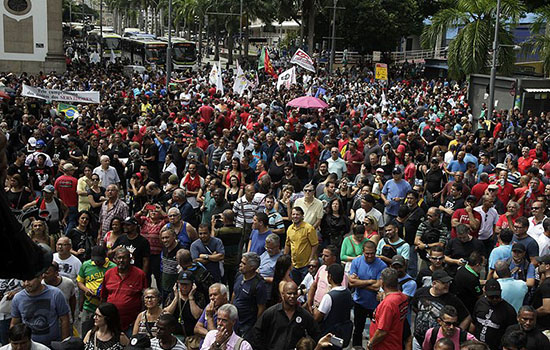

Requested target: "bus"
[
  {"left": 121, "top": 37, "right": 167, "bottom": 68},
  {"left": 159, "top": 38, "right": 197, "bottom": 71},
  {"left": 102, "top": 33, "right": 122, "bottom": 59}
]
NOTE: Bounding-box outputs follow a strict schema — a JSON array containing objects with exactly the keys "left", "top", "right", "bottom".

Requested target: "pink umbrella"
[{"left": 286, "top": 96, "right": 329, "bottom": 109}]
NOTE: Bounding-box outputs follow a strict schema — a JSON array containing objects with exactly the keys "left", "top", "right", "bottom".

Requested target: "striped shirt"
[{"left": 233, "top": 196, "right": 261, "bottom": 229}]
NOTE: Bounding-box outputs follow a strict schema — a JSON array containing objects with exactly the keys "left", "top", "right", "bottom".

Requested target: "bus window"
[
  {"left": 173, "top": 43, "right": 196, "bottom": 62},
  {"left": 103, "top": 37, "right": 121, "bottom": 50}
]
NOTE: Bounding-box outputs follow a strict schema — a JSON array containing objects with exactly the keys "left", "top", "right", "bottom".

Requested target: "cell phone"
[
  {"left": 145, "top": 204, "right": 156, "bottom": 211},
  {"left": 330, "top": 336, "right": 344, "bottom": 348}
]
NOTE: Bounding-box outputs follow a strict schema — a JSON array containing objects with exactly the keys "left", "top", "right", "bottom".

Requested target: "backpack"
[
  {"left": 398, "top": 277, "right": 413, "bottom": 292},
  {"left": 428, "top": 326, "right": 467, "bottom": 348},
  {"left": 381, "top": 238, "right": 406, "bottom": 259}
]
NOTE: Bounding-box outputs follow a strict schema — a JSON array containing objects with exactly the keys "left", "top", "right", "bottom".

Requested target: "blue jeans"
[
  {"left": 0, "top": 319, "right": 10, "bottom": 345},
  {"left": 65, "top": 206, "right": 79, "bottom": 235}
]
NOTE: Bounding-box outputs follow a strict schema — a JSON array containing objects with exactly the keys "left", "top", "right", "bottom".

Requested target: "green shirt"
[
  {"left": 77, "top": 259, "right": 116, "bottom": 312},
  {"left": 340, "top": 235, "right": 369, "bottom": 262}
]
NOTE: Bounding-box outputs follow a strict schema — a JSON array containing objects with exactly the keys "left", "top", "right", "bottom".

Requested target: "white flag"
[
  {"left": 110, "top": 49, "right": 116, "bottom": 64},
  {"left": 233, "top": 61, "right": 249, "bottom": 96},
  {"left": 277, "top": 67, "right": 296, "bottom": 91},
  {"left": 209, "top": 62, "right": 224, "bottom": 94},
  {"left": 290, "top": 48, "right": 315, "bottom": 72}
]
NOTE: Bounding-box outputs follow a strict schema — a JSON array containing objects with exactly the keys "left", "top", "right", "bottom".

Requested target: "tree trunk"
[
  {"left": 227, "top": 26, "right": 234, "bottom": 66},
  {"left": 244, "top": 20, "right": 249, "bottom": 60},
  {"left": 138, "top": 6, "right": 144, "bottom": 31},
  {"left": 214, "top": 21, "right": 220, "bottom": 61},
  {"left": 198, "top": 19, "right": 203, "bottom": 63},
  {"left": 159, "top": 8, "right": 164, "bottom": 37},
  {"left": 307, "top": 3, "right": 315, "bottom": 53}
]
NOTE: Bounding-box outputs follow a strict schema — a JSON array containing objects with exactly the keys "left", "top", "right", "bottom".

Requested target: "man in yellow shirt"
[{"left": 284, "top": 207, "right": 319, "bottom": 284}]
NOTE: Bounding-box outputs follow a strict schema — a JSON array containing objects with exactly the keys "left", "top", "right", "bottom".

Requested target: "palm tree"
[
  {"left": 522, "top": 5, "right": 550, "bottom": 76},
  {"left": 421, "top": 0, "right": 525, "bottom": 80}
]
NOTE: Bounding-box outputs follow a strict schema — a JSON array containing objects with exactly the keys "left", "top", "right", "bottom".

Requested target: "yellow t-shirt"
[
  {"left": 77, "top": 176, "right": 91, "bottom": 211},
  {"left": 286, "top": 221, "right": 319, "bottom": 269}
]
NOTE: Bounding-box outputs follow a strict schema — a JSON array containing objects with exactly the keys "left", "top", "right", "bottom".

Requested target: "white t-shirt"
[
  {"left": 0, "top": 341, "right": 50, "bottom": 350},
  {"left": 53, "top": 253, "right": 82, "bottom": 284}
]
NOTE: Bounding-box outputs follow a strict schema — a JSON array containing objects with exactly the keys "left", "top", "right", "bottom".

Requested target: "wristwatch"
[{"left": 424, "top": 244, "right": 429, "bottom": 250}]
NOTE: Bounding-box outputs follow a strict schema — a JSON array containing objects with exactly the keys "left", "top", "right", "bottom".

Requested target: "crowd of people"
[{"left": 0, "top": 48, "right": 550, "bottom": 350}]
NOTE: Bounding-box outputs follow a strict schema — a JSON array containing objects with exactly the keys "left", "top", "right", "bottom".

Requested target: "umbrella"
[{"left": 286, "top": 96, "right": 329, "bottom": 109}]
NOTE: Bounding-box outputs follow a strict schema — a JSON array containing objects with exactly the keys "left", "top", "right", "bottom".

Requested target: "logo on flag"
[
  {"left": 277, "top": 67, "right": 296, "bottom": 91},
  {"left": 57, "top": 103, "right": 79, "bottom": 121},
  {"left": 209, "top": 62, "right": 224, "bottom": 94},
  {"left": 290, "top": 49, "right": 316, "bottom": 72}
]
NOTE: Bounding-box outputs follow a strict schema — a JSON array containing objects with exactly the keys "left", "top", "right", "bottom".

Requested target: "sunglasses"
[
  {"left": 440, "top": 320, "right": 457, "bottom": 327},
  {"left": 304, "top": 189, "right": 314, "bottom": 192},
  {"left": 429, "top": 256, "right": 444, "bottom": 261}
]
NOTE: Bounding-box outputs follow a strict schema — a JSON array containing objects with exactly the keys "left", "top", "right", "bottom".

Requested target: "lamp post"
[
  {"left": 329, "top": 0, "right": 337, "bottom": 73},
  {"left": 239, "top": 0, "right": 243, "bottom": 58},
  {"left": 487, "top": 0, "right": 501, "bottom": 119},
  {"left": 166, "top": 0, "right": 173, "bottom": 91},
  {"left": 100, "top": 0, "right": 103, "bottom": 61}
]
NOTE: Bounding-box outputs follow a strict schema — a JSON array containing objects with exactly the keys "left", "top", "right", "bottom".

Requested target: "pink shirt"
[
  {"left": 422, "top": 327, "right": 477, "bottom": 350},
  {"left": 313, "top": 265, "right": 349, "bottom": 307},
  {"left": 201, "top": 330, "right": 253, "bottom": 350}
]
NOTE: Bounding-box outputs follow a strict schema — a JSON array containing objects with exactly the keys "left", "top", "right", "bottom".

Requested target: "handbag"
[{"left": 0, "top": 294, "right": 12, "bottom": 314}]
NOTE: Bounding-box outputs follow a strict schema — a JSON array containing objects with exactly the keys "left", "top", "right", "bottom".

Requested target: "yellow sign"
[{"left": 375, "top": 63, "right": 388, "bottom": 80}]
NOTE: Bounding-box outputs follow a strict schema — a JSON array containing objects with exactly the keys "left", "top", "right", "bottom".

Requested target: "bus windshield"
[
  {"left": 145, "top": 46, "right": 166, "bottom": 63},
  {"left": 103, "top": 37, "right": 121, "bottom": 50},
  {"left": 173, "top": 44, "right": 196, "bottom": 62}
]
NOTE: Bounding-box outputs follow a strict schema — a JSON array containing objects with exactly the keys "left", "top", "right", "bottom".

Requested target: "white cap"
[{"left": 28, "top": 137, "right": 37, "bottom": 147}]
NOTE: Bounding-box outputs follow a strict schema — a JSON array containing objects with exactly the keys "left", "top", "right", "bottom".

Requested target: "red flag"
[{"left": 264, "top": 48, "right": 278, "bottom": 78}]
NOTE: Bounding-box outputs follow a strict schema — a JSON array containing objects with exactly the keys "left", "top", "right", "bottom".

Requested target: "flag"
[
  {"left": 315, "top": 87, "right": 326, "bottom": 98},
  {"left": 110, "top": 49, "right": 116, "bottom": 64},
  {"left": 264, "top": 48, "right": 278, "bottom": 78},
  {"left": 277, "top": 67, "right": 296, "bottom": 91},
  {"left": 233, "top": 61, "right": 249, "bottom": 96},
  {"left": 258, "top": 47, "right": 265, "bottom": 71},
  {"left": 57, "top": 103, "right": 79, "bottom": 121},
  {"left": 209, "top": 62, "right": 224, "bottom": 94},
  {"left": 290, "top": 48, "right": 316, "bottom": 72}
]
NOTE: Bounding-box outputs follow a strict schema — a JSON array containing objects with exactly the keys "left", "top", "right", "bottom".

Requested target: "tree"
[
  {"left": 421, "top": 0, "right": 525, "bottom": 80},
  {"left": 522, "top": 5, "right": 550, "bottom": 76}
]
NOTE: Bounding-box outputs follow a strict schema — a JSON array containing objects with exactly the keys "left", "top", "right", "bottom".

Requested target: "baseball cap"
[
  {"left": 392, "top": 167, "right": 402, "bottom": 175},
  {"left": 28, "top": 137, "right": 37, "bottom": 147},
  {"left": 536, "top": 254, "right": 550, "bottom": 264},
  {"left": 127, "top": 333, "right": 152, "bottom": 350},
  {"left": 432, "top": 269, "right": 453, "bottom": 283},
  {"left": 495, "top": 163, "right": 507, "bottom": 171},
  {"left": 484, "top": 278, "right": 502, "bottom": 297},
  {"left": 36, "top": 139, "right": 46, "bottom": 148},
  {"left": 51, "top": 336, "right": 85, "bottom": 350},
  {"left": 177, "top": 271, "right": 193, "bottom": 284},
  {"left": 390, "top": 255, "right": 406, "bottom": 267},
  {"left": 43, "top": 185, "right": 55, "bottom": 193},
  {"left": 376, "top": 168, "right": 384, "bottom": 173},
  {"left": 123, "top": 216, "right": 138, "bottom": 225},
  {"left": 511, "top": 243, "right": 526, "bottom": 252}
]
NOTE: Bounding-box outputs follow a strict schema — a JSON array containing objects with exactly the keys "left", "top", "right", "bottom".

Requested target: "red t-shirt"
[
  {"left": 304, "top": 142, "right": 320, "bottom": 169},
  {"left": 518, "top": 156, "right": 533, "bottom": 175},
  {"left": 496, "top": 213, "right": 519, "bottom": 230},
  {"left": 369, "top": 292, "right": 409, "bottom": 350},
  {"left": 471, "top": 182, "right": 488, "bottom": 201},
  {"left": 101, "top": 266, "right": 147, "bottom": 330},
  {"left": 344, "top": 150, "right": 364, "bottom": 175},
  {"left": 196, "top": 137, "right": 209, "bottom": 151},
  {"left": 54, "top": 175, "right": 78, "bottom": 207},
  {"left": 450, "top": 208, "right": 482, "bottom": 238},
  {"left": 493, "top": 181, "right": 515, "bottom": 206},
  {"left": 198, "top": 105, "right": 214, "bottom": 124},
  {"left": 404, "top": 163, "right": 416, "bottom": 183}
]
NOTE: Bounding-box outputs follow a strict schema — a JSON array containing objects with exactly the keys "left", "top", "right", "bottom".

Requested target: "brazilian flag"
[{"left": 57, "top": 103, "right": 79, "bottom": 121}]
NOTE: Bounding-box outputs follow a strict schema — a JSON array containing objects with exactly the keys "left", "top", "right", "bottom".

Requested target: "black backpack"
[{"left": 381, "top": 238, "right": 406, "bottom": 259}]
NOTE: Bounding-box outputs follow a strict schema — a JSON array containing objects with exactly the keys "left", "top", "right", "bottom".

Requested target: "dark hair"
[
  {"left": 255, "top": 212, "right": 269, "bottom": 226},
  {"left": 157, "top": 313, "right": 178, "bottom": 330},
  {"left": 439, "top": 305, "right": 458, "bottom": 318},
  {"left": 327, "top": 263, "right": 344, "bottom": 285},
  {"left": 452, "top": 182, "right": 463, "bottom": 192},
  {"left": 110, "top": 216, "right": 123, "bottom": 230},
  {"left": 8, "top": 323, "right": 32, "bottom": 342},
  {"left": 354, "top": 224, "right": 366, "bottom": 236},
  {"left": 76, "top": 210, "right": 93, "bottom": 231},
  {"left": 198, "top": 223, "right": 210, "bottom": 232},
  {"left": 501, "top": 330, "right": 527, "bottom": 349},
  {"left": 500, "top": 228, "right": 514, "bottom": 244},
  {"left": 430, "top": 245, "right": 444, "bottom": 253},
  {"left": 295, "top": 336, "right": 316, "bottom": 350},
  {"left": 324, "top": 245, "right": 339, "bottom": 261},
  {"left": 468, "top": 251, "right": 484, "bottom": 266},
  {"left": 407, "top": 189, "right": 419, "bottom": 200},
  {"left": 327, "top": 198, "right": 345, "bottom": 216},
  {"left": 271, "top": 254, "right": 292, "bottom": 305},
  {"left": 515, "top": 216, "right": 529, "bottom": 228},
  {"left": 95, "top": 302, "right": 122, "bottom": 336},
  {"left": 362, "top": 240, "right": 377, "bottom": 250},
  {"left": 435, "top": 337, "right": 455, "bottom": 348}
]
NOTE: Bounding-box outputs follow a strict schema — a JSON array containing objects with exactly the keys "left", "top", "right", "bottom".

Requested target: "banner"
[
  {"left": 57, "top": 103, "right": 80, "bottom": 121},
  {"left": 290, "top": 48, "right": 316, "bottom": 72},
  {"left": 375, "top": 63, "right": 388, "bottom": 81},
  {"left": 277, "top": 67, "right": 296, "bottom": 91},
  {"left": 258, "top": 47, "right": 265, "bottom": 71},
  {"left": 22, "top": 84, "right": 100, "bottom": 104}
]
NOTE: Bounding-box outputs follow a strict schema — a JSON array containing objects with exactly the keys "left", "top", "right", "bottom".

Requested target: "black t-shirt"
[
  {"left": 444, "top": 238, "right": 484, "bottom": 276},
  {"left": 450, "top": 266, "right": 483, "bottom": 315},
  {"left": 505, "top": 324, "right": 550, "bottom": 350},
  {"left": 113, "top": 234, "right": 151, "bottom": 270},
  {"left": 416, "top": 268, "right": 435, "bottom": 288},
  {"left": 294, "top": 153, "right": 309, "bottom": 181},
  {"left": 7, "top": 164, "right": 28, "bottom": 185},
  {"left": 410, "top": 287, "right": 470, "bottom": 343},
  {"left": 532, "top": 278, "right": 550, "bottom": 329},
  {"left": 29, "top": 165, "right": 54, "bottom": 191},
  {"left": 425, "top": 168, "right": 445, "bottom": 194},
  {"left": 404, "top": 206, "right": 425, "bottom": 245},
  {"left": 441, "top": 195, "right": 465, "bottom": 229},
  {"left": 473, "top": 297, "right": 517, "bottom": 350}
]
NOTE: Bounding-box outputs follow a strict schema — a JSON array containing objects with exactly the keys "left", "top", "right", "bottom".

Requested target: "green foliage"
[
  {"left": 522, "top": 5, "right": 550, "bottom": 76},
  {"left": 421, "top": 0, "right": 525, "bottom": 80},
  {"left": 62, "top": 0, "right": 98, "bottom": 22}
]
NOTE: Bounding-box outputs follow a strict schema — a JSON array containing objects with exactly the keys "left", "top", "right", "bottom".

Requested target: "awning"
[{"left": 524, "top": 88, "right": 550, "bottom": 93}]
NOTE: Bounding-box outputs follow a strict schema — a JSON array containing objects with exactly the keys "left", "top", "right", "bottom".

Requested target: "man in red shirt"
[
  {"left": 493, "top": 169, "right": 515, "bottom": 206},
  {"left": 471, "top": 173, "right": 490, "bottom": 201},
  {"left": 368, "top": 267, "right": 408, "bottom": 350},
  {"left": 54, "top": 162, "right": 78, "bottom": 234},
  {"left": 198, "top": 99, "right": 214, "bottom": 125},
  {"left": 101, "top": 247, "right": 147, "bottom": 333},
  {"left": 451, "top": 195, "right": 481, "bottom": 238},
  {"left": 344, "top": 141, "right": 364, "bottom": 180}
]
